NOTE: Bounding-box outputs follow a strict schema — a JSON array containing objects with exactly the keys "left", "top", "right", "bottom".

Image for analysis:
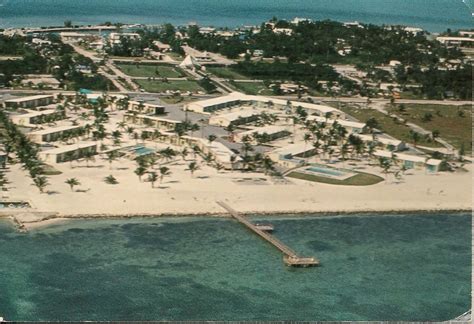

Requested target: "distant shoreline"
[{"left": 0, "top": 0, "right": 471, "bottom": 33}]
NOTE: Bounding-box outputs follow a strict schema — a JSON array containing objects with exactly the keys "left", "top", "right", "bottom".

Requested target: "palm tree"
[
  {"left": 104, "top": 175, "right": 118, "bottom": 185},
  {"left": 159, "top": 166, "right": 171, "bottom": 185},
  {"left": 116, "top": 121, "right": 127, "bottom": 131},
  {"left": 207, "top": 134, "right": 217, "bottom": 144},
  {"left": 303, "top": 133, "right": 312, "bottom": 158},
  {"left": 409, "top": 130, "right": 420, "bottom": 147},
  {"left": 192, "top": 145, "right": 201, "bottom": 159},
  {"left": 148, "top": 171, "right": 158, "bottom": 188},
  {"left": 33, "top": 176, "right": 49, "bottom": 193},
  {"left": 65, "top": 178, "right": 80, "bottom": 191},
  {"left": 215, "top": 163, "right": 224, "bottom": 173},
  {"left": 187, "top": 161, "right": 199, "bottom": 177},
  {"left": 181, "top": 147, "right": 188, "bottom": 161},
  {"left": 134, "top": 166, "right": 147, "bottom": 182},
  {"left": 261, "top": 156, "right": 275, "bottom": 175},
  {"left": 106, "top": 151, "right": 119, "bottom": 170},
  {"left": 111, "top": 130, "right": 122, "bottom": 145},
  {"left": 83, "top": 151, "right": 96, "bottom": 167}
]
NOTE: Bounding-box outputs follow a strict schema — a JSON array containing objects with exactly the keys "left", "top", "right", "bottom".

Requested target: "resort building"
[
  {"left": 27, "top": 125, "right": 83, "bottom": 143},
  {"left": 209, "top": 110, "right": 263, "bottom": 127},
  {"left": 234, "top": 125, "right": 291, "bottom": 143},
  {"left": 139, "top": 131, "right": 242, "bottom": 170},
  {"left": 152, "top": 40, "right": 171, "bottom": 52},
  {"left": 3, "top": 94, "right": 55, "bottom": 109},
  {"left": 192, "top": 138, "right": 242, "bottom": 170},
  {"left": 123, "top": 113, "right": 182, "bottom": 132},
  {"left": 374, "top": 150, "right": 442, "bottom": 173},
  {"left": 358, "top": 134, "right": 406, "bottom": 152},
  {"left": 9, "top": 109, "right": 65, "bottom": 126},
  {"left": 267, "top": 143, "right": 318, "bottom": 168},
  {"left": 306, "top": 115, "right": 365, "bottom": 134},
  {"left": 39, "top": 142, "right": 97, "bottom": 164},
  {"left": 60, "top": 32, "right": 96, "bottom": 42},
  {"left": 109, "top": 32, "right": 140, "bottom": 45},
  {"left": 185, "top": 92, "right": 344, "bottom": 118},
  {"left": 128, "top": 101, "right": 165, "bottom": 115}
]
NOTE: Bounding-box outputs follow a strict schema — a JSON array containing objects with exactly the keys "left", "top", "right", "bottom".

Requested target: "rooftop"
[
  {"left": 5, "top": 94, "right": 54, "bottom": 103},
  {"left": 39, "top": 142, "right": 97, "bottom": 155}
]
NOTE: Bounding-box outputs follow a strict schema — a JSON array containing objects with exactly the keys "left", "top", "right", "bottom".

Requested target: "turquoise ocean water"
[
  {"left": 0, "top": 0, "right": 472, "bottom": 31},
  {"left": 0, "top": 212, "right": 471, "bottom": 321}
]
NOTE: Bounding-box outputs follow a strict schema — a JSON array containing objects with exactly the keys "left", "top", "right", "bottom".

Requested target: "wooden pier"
[{"left": 216, "top": 201, "right": 319, "bottom": 267}]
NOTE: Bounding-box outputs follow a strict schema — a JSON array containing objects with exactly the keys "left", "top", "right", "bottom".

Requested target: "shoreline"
[{"left": 1, "top": 207, "right": 470, "bottom": 231}]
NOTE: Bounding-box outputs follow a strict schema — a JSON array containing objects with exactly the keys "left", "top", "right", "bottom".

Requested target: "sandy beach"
[{"left": 2, "top": 151, "right": 471, "bottom": 229}]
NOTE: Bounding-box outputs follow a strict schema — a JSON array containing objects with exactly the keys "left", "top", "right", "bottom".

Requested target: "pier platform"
[{"left": 216, "top": 201, "right": 319, "bottom": 267}]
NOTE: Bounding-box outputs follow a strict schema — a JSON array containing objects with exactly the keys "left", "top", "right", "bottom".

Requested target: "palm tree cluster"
[
  {"left": 0, "top": 111, "right": 49, "bottom": 193},
  {"left": 239, "top": 135, "right": 275, "bottom": 175},
  {"left": 133, "top": 147, "right": 178, "bottom": 186}
]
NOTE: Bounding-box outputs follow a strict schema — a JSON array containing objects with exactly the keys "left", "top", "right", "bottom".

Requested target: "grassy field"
[
  {"left": 206, "top": 67, "right": 249, "bottom": 80},
  {"left": 229, "top": 81, "right": 274, "bottom": 95},
  {"left": 339, "top": 105, "right": 443, "bottom": 149},
  {"left": 388, "top": 104, "right": 472, "bottom": 152},
  {"left": 116, "top": 64, "right": 184, "bottom": 78},
  {"left": 135, "top": 80, "right": 204, "bottom": 93},
  {"left": 287, "top": 171, "right": 384, "bottom": 186}
]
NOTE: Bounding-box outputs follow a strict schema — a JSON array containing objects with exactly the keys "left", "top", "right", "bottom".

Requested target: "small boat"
[{"left": 255, "top": 223, "right": 274, "bottom": 232}]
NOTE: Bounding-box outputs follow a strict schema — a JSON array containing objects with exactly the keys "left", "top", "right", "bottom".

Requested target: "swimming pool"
[
  {"left": 306, "top": 166, "right": 347, "bottom": 177},
  {"left": 133, "top": 146, "right": 156, "bottom": 156},
  {"left": 301, "top": 164, "right": 356, "bottom": 180}
]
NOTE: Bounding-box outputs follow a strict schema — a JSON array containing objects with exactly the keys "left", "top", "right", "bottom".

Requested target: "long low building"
[
  {"left": 139, "top": 131, "right": 242, "bottom": 170},
  {"left": 306, "top": 115, "right": 365, "bottom": 134},
  {"left": 9, "top": 109, "right": 65, "bottom": 126},
  {"left": 208, "top": 110, "right": 263, "bottom": 127},
  {"left": 39, "top": 142, "right": 97, "bottom": 164},
  {"left": 27, "top": 125, "right": 83, "bottom": 143},
  {"left": 234, "top": 125, "right": 290, "bottom": 143},
  {"left": 185, "top": 92, "right": 344, "bottom": 119},
  {"left": 267, "top": 143, "right": 318, "bottom": 167},
  {"left": 123, "top": 113, "right": 182, "bottom": 132},
  {"left": 358, "top": 134, "right": 406, "bottom": 152},
  {"left": 374, "top": 150, "right": 442, "bottom": 173},
  {"left": 128, "top": 100, "right": 165, "bottom": 115},
  {"left": 4, "top": 94, "right": 55, "bottom": 109},
  {"left": 193, "top": 138, "right": 243, "bottom": 170}
]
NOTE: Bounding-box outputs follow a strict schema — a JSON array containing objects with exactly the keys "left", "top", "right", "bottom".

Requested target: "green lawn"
[
  {"left": 116, "top": 64, "right": 184, "bottom": 78},
  {"left": 206, "top": 67, "right": 249, "bottom": 80},
  {"left": 229, "top": 81, "right": 274, "bottom": 95},
  {"left": 339, "top": 105, "right": 444, "bottom": 149},
  {"left": 287, "top": 171, "right": 384, "bottom": 186},
  {"left": 135, "top": 80, "right": 205, "bottom": 93},
  {"left": 388, "top": 104, "right": 472, "bottom": 152}
]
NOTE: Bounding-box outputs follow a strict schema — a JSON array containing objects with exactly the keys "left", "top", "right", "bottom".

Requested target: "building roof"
[
  {"left": 374, "top": 150, "right": 441, "bottom": 165},
  {"left": 195, "top": 138, "right": 241, "bottom": 163},
  {"left": 210, "top": 109, "right": 261, "bottom": 122},
  {"left": 11, "top": 109, "right": 59, "bottom": 119},
  {"left": 237, "top": 125, "right": 289, "bottom": 137},
  {"left": 307, "top": 115, "right": 365, "bottom": 129},
  {"left": 134, "top": 114, "right": 182, "bottom": 124},
  {"left": 271, "top": 143, "right": 314, "bottom": 157},
  {"left": 28, "top": 124, "right": 82, "bottom": 136},
  {"left": 39, "top": 142, "right": 97, "bottom": 155},
  {"left": 358, "top": 134, "right": 403, "bottom": 146},
  {"left": 179, "top": 55, "right": 201, "bottom": 68},
  {"left": 187, "top": 92, "right": 341, "bottom": 115},
  {"left": 5, "top": 94, "right": 54, "bottom": 103}
]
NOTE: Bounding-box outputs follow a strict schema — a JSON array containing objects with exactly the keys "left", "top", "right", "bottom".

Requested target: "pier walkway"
[{"left": 216, "top": 201, "right": 319, "bottom": 267}]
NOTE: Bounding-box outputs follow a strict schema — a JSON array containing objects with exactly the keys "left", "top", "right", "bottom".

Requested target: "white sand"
[{"left": 4, "top": 152, "right": 472, "bottom": 221}]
